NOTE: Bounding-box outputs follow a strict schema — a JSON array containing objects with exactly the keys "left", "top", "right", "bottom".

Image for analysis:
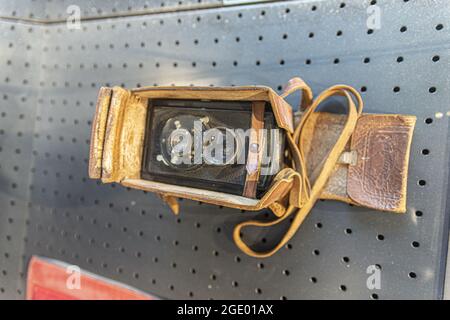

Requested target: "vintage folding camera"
[
  {"left": 89, "top": 83, "right": 296, "bottom": 210},
  {"left": 141, "top": 99, "right": 284, "bottom": 198}
]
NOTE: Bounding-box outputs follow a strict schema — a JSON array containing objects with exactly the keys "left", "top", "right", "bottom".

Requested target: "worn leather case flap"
[
  {"left": 132, "top": 85, "right": 294, "bottom": 132},
  {"left": 88, "top": 87, "right": 112, "bottom": 179},
  {"left": 303, "top": 112, "right": 416, "bottom": 213},
  {"left": 346, "top": 114, "right": 416, "bottom": 213}
]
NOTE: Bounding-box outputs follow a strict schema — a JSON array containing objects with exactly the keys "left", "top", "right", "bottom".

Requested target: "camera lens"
[{"left": 203, "top": 127, "right": 242, "bottom": 166}]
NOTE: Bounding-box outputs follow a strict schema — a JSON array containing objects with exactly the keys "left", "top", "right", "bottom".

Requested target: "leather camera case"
[{"left": 88, "top": 77, "right": 416, "bottom": 257}]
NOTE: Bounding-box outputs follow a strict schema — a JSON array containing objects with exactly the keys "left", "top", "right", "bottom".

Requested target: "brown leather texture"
[
  {"left": 347, "top": 114, "right": 416, "bottom": 213},
  {"left": 133, "top": 85, "right": 295, "bottom": 133},
  {"left": 242, "top": 101, "right": 266, "bottom": 198},
  {"left": 300, "top": 112, "right": 351, "bottom": 203},
  {"left": 88, "top": 87, "right": 112, "bottom": 179},
  {"left": 101, "top": 87, "right": 131, "bottom": 183},
  {"left": 301, "top": 112, "right": 416, "bottom": 212}
]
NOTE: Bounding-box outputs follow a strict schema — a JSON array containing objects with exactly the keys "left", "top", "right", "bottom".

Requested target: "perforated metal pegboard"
[
  {"left": 0, "top": 0, "right": 223, "bottom": 21},
  {"left": 0, "top": 0, "right": 449, "bottom": 300},
  {"left": 0, "top": 17, "right": 44, "bottom": 298}
]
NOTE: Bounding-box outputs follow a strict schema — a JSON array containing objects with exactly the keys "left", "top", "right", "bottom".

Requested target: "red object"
[{"left": 27, "top": 256, "right": 157, "bottom": 300}]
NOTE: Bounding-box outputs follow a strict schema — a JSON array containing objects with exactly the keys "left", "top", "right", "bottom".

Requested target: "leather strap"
[
  {"left": 233, "top": 80, "right": 363, "bottom": 258},
  {"left": 243, "top": 101, "right": 266, "bottom": 198},
  {"left": 281, "top": 77, "right": 313, "bottom": 111}
]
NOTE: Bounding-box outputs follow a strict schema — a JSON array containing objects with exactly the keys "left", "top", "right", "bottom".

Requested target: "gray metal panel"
[
  {"left": 0, "top": 20, "right": 43, "bottom": 298},
  {"left": 0, "top": 0, "right": 449, "bottom": 299},
  {"left": 0, "top": 0, "right": 224, "bottom": 21},
  {"left": 0, "top": 1, "right": 45, "bottom": 20}
]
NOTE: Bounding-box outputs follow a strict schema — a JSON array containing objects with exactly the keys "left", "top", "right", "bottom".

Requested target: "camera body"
[{"left": 142, "top": 99, "right": 285, "bottom": 198}]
